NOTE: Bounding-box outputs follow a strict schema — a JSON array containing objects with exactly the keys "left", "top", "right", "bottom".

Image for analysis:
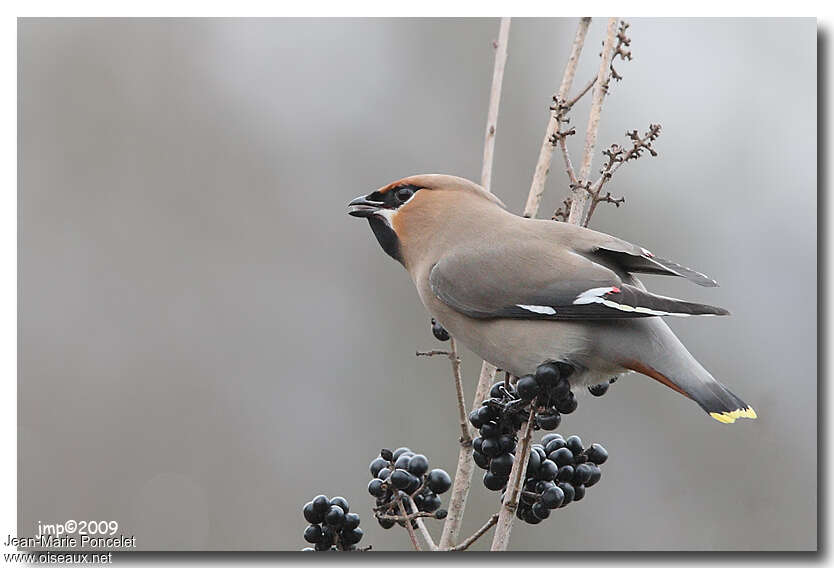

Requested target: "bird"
[{"left": 347, "top": 174, "right": 756, "bottom": 424}]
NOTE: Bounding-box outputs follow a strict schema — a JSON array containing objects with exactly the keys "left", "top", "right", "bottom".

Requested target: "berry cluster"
[
  {"left": 302, "top": 495, "right": 363, "bottom": 551},
  {"left": 515, "top": 361, "right": 578, "bottom": 430},
  {"left": 368, "top": 447, "right": 451, "bottom": 528},
  {"left": 513, "top": 434, "right": 608, "bottom": 524}
]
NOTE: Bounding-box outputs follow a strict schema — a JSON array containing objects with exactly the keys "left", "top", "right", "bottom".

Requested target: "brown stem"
[
  {"left": 480, "top": 17, "right": 511, "bottom": 193},
  {"left": 398, "top": 499, "right": 422, "bottom": 551},
  {"left": 490, "top": 406, "right": 535, "bottom": 551},
  {"left": 407, "top": 496, "right": 439, "bottom": 551},
  {"left": 450, "top": 513, "right": 500, "bottom": 552},
  {"left": 568, "top": 17, "right": 619, "bottom": 225},
  {"left": 523, "top": 17, "right": 591, "bottom": 218}
]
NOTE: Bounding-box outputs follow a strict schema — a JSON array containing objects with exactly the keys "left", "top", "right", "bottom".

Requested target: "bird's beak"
[{"left": 347, "top": 195, "right": 384, "bottom": 218}]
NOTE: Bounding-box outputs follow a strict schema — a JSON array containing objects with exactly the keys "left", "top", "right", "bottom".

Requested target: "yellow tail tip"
[{"left": 709, "top": 407, "right": 757, "bottom": 424}]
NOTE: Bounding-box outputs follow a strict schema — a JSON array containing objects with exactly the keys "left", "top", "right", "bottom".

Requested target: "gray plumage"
[{"left": 348, "top": 174, "right": 756, "bottom": 424}]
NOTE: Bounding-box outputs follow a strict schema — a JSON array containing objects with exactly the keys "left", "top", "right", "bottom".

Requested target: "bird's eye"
[{"left": 395, "top": 187, "right": 414, "bottom": 202}]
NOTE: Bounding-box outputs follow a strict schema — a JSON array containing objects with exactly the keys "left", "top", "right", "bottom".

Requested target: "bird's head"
[{"left": 347, "top": 174, "right": 505, "bottom": 266}]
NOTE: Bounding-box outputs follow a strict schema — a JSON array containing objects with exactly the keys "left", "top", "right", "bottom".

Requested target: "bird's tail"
[{"left": 609, "top": 319, "right": 757, "bottom": 424}]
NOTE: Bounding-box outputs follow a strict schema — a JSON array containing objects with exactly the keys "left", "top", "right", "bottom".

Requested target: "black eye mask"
[{"left": 367, "top": 184, "right": 422, "bottom": 209}]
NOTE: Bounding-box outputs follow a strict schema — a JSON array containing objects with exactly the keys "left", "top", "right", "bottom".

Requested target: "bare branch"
[
  {"left": 441, "top": 17, "right": 512, "bottom": 550},
  {"left": 490, "top": 406, "right": 535, "bottom": 551},
  {"left": 480, "top": 18, "right": 512, "bottom": 193},
  {"left": 568, "top": 17, "right": 620, "bottom": 225},
  {"left": 524, "top": 17, "right": 592, "bottom": 218},
  {"left": 408, "top": 496, "right": 439, "bottom": 551},
  {"left": 450, "top": 513, "right": 499, "bottom": 552}
]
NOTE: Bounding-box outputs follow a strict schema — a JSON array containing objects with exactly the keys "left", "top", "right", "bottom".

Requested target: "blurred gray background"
[{"left": 18, "top": 18, "right": 816, "bottom": 551}]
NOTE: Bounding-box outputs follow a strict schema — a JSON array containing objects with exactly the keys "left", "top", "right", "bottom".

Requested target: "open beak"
[{"left": 347, "top": 195, "right": 384, "bottom": 218}]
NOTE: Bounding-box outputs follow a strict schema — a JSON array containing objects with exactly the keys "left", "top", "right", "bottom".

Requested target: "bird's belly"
[{"left": 426, "top": 300, "right": 623, "bottom": 387}]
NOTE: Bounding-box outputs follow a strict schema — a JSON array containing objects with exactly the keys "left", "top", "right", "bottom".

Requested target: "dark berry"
[
  {"left": 531, "top": 502, "right": 551, "bottom": 520},
  {"left": 490, "top": 453, "right": 514, "bottom": 476},
  {"left": 343, "top": 513, "right": 360, "bottom": 531},
  {"left": 535, "top": 410, "right": 561, "bottom": 430},
  {"left": 473, "top": 437, "right": 484, "bottom": 454},
  {"left": 468, "top": 409, "right": 485, "bottom": 429},
  {"left": 304, "top": 524, "right": 323, "bottom": 543},
  {"left": 588, "top": 382, "right": 609, "bottom": 397},
  {"left": 526, "top": 448, "right": 542, "bottom": 476},
  {"left": 343, "top": 527, "right": 364, "bottom": 544},
  {"left": 422, "top": 493, "right": 442, "bottom": 512},
  {"left": 427, "top": 469, "right": 452, "bottom": 494},
  {"left": 380, "top": 448, "right": 394, "bottom": 461},
  {"left": 369, "top": 457, "right": 388, "bottom": 478},
  {"left": 574, "top": 463, "right": 594, "bottom": 485},
  {"left": 545, "top": 437, "right": 566, "bottom": 454},
  {"left": 434, "top": 509, "right": 448, "bottom": 519},
  {"left": 566, "top": 435, "right": 584, "bottom": 454},
  {"left": 394, "top": 454, "right": 412, "bottom": 470},
  {"left": 556, "top": 464, "right": 575, "bottom": 482},
  {"left": 478, "top": 405, "right": 498, "bottom": 421},
  {"left": 510, "top": 412, "right": 526, "bottom": 429},
  {"left": 524, "top": 509, "right": 543, "bottom": 524},
  {"left": 368, "top": 479, "right": 385, "bottom": 497},
  {"left": 431, "top": 318, "right": 450, "bottom": 341},
  {"left": 330, "top": 496, "right": 349, "bottom": 515},
  {"left": 489, "top": 381, "right": 508, "bottom": 399},
  {"left": 541, "top": 485, "right": 565, "bottom": 509},
  {"left": 378, "top": 517, "right": 395, "bottom": 529},
  {"left": 551, "top": 447, "right": 574, "bottom": 467},
  {"left": 481, "top": 438, "right": 501, "bottom": 457},
  {"left": 532, "top": 444, "right": 546, "bottom": 461},
  {"left": 558, "top": 482, "right": 575, "bottom": 506},
  {"left": 534, "top": 362, "right": 561, "bottom": 386},
  {"left": 325, "top": 505, "right": 345, "bottom": 528},
  {"left": 497, "top": 434, "right": 517, "bottom": 453},
  {"left": 572, "top": 484, "right": 586, "bottom": 501},
  {"left": 555, "top": 362, "right": 575, "bottom": 378},
  {"left": 390, "top": 469, "right": 412, "bottom": 490},
  {"left": 314, "top": 541, "right": 332, "bottom": 551},
  {"left": 550, "top": 378, "right": 572, "bottom": 401},
  {"left": 516, "top": 375, "right": 540, "bottom": 400},
  {"left": 586, "top": 464, "right": 602, "bottom": 486},
  {"left": 393, "top": 447, "right": 411, "bottom": 460},
  {"left": 377, "top": 467, "right": 392, "bottom": 480},
  {"left": 541, "top": 433, "right": 563, "bottom": 446},
  {"left": 586, "top": 443, "right": 608, "bottom": 464},
  {"left": 536, "top": 459, "right": 558, "bottom": 481},
  {"left": 302, "top": 547, "right": 314, "bottom": 552},
  {"left": 408, "top": 454, "right": 429, "bottom": 476},
  {"left": 473, "top": 450, "right": 490, "bottom": 469},
  {"left": 480, "top": 422, "right": 500, "bottom": 438},
  {"left": 406, "top": 475, "right": 422, "bottom": 493},
  {"left": 303, "top": 502, "right": 323, "bottom": 524},
  {"left": 557, "top": 393, "right": 578, "bottom": 414},
  {"left": 483, "top": 471, "right": 509, "bottom": 491},
  {"left": 312, "top": 495, "right": 330, "bottom": 514}
]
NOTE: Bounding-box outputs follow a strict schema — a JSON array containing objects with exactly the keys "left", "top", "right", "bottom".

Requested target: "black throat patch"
[{"left": 367, "top": 217, "right": 403, "bottom": 264}]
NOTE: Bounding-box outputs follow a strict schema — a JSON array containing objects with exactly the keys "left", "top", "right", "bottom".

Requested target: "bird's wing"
[
  {"left": 429, "top": 241, "right": 728, "bottom": 321},
  {"left": 576, "top": 232, "right": 719, "bottom": 287}
]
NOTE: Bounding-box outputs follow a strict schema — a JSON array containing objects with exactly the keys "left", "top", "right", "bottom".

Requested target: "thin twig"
[
  {"left": 447, "top": 338, "right": 471, "bottom": 445},
  {"left": 450, "top": 513, "right": 500, "bottom": 552},
  {"left": 523, "top": 17, "right": 591, "bottom": 218},
  {"left": 408, "top": 496, "right": 439, "bottom": 551},
  {"left": 567, "top": 17, "right": 619, "bottom": 225},
  {"left": 398, "top": 500, "right": 422, "bottom": 551},
  {"left": 480, "top": 17, "right": 511, "bottom": 193},
  {"left": 441, "top": 16, "right": 511, "bottom": 551},
  {"left": 490, "top": 406, "right": 535, "bottom": 551}
]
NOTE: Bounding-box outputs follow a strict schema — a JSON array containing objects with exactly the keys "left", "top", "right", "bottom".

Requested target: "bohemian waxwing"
[{"left": 348, "top": 174, "right": 756, "bottom": 424}]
